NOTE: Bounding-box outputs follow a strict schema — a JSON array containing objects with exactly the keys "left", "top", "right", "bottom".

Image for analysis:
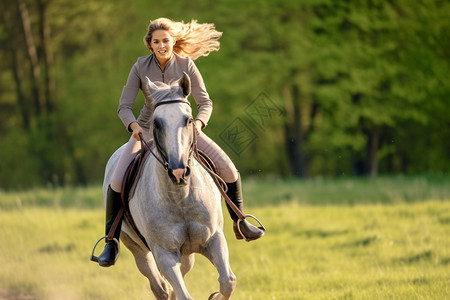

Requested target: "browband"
[{"left": 154, "top": 100, "right": 190, "bottom": 109}]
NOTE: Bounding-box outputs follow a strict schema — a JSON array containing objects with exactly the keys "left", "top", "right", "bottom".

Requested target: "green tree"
[
  {"left": 0, "top": 0, "right": 126, "bottom": 187},
  {"left": 0, "top": 0, "right": 448, "bottom": 189},
  {"left": 307, "top": 0, "right": 450, "bottom": 176},
  {"left": 231, "top": 0, "right": 450, "bottom": 177}
]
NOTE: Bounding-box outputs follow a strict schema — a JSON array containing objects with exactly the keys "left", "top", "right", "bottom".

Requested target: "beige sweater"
[{"left": 117, "top": 53, "right": 213, "bottom": 132}]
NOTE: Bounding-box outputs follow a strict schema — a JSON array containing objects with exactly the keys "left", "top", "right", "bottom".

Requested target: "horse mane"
[{"left": 149, "top": 81, "right": 187, "bottom": 111}]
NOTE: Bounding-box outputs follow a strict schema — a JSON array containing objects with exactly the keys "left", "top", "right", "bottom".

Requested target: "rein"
[
  {"left": 142, "top": 99, "right": 264, "bottom": 241},
  {"left": 194, "top": 144, "right": 266, "bottom": 240},
  {"left": 141, "top": 134, "right": 167, "bottom": 169}
]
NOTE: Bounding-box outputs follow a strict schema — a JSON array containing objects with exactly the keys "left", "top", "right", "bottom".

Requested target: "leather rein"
[
  {"left": 141, "top": 100, "right": 264, "bottom": 230},
  {"left": 91, "top": 99, "right": 264, "bottom": 262}
]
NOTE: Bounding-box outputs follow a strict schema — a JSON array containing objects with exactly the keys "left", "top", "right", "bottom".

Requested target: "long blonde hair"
[{"left": 143, "top": 18, "right": 222, "bottom": 60}]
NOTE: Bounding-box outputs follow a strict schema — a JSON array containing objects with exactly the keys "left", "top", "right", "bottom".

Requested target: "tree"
[
  {"left": 0, "top": 0, "right": 448, "bottom": 189},
  {"left": 0, "top": 0, "right": 124, "bottom": 187},
  {"left": 308, "top": 0, "right": 450, "bottom": 176}
]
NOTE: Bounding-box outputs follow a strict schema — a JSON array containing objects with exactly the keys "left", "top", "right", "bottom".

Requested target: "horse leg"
[
  {"left": 120, "top": 232, "right": 174, "bottom": 299},
  {"left": 181, "top": 253, "right": 195, "bottom": 278},
  {"left": 153, "top": 245, "right": 193, "bottom": 300},
  {"left": 202, "top": 231, "right": 236, "bottom": 300}
]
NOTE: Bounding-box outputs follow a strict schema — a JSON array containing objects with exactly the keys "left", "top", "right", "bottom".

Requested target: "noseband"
[{"left": 140, "top": 100, "right": 195, "bottom": 172}]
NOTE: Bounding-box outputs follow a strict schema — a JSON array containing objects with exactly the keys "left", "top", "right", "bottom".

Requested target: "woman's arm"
[
  {"left": 187, "top": 58, "right": 213, "bottom": 129},
  {"left": 117, "top": 63, "right": 141, "bottom": 132}
]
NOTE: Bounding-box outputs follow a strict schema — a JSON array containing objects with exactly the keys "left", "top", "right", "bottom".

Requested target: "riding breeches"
[{"left": 110, "top": 132, "right": 239, "bottom": 192}]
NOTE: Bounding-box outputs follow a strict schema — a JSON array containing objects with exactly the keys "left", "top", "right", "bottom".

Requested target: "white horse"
[{"left": 103, "top": 73, "right": 236, "bottom": 300}]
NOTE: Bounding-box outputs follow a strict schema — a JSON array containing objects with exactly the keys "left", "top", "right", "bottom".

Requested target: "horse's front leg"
[
  {"left": 121, "top": 232, "right": 174, "bottom": 299},
  {"left": 202, "top": 231, "right": 236, "bottom": 300},
  {"left": 153, "top": 245, "right": 193, "bottom": 300}
]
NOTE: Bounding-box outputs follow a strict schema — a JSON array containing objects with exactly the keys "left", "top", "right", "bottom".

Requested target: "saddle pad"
[{"left": 122, "top": 145, "right": 151, "bottom": 204}]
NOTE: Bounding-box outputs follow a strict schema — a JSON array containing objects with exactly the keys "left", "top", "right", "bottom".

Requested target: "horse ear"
[
  {"left": 178, "top": 72, "right": 191, "bottom": 97},
  {"left": 145, "top": 76, "right": 159, "bottom": 95}
]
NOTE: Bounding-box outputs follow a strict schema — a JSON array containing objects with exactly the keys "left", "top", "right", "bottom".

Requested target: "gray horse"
[{"left": 103, "top": 73, "right": 236, "bottom": 300}]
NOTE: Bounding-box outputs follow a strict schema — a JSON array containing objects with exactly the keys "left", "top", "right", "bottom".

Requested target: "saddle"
[
  {"left": 118, "top": 140, "right": 152, "bottom": 248},
  {"left": 121, "top": 142, "right": 152, "bottom": 204}
]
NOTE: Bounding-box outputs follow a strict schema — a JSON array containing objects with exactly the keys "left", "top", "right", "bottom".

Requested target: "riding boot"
[
  {"left": 98, "top": 185, "right": 123, "bottom": 267},
  {"left": 225, "top": 174, "right": 264, "bottom": 241}
]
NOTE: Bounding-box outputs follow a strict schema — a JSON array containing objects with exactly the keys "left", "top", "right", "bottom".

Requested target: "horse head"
[{"left": 146, "top": 73, "right": 194, "bottom": 187}]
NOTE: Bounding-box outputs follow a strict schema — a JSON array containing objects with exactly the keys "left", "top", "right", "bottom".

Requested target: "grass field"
[{"left": 0, "top": 175, "right": 449, "bottom": 300}]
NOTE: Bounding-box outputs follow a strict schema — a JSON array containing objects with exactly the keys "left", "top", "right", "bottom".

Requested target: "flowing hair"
[{"left": 143, "top": 18, "right": 222, "bottom": 60}]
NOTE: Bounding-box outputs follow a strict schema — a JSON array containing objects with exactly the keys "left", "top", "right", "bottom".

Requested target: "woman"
[{"left": 96, "top": 18, "right": 264, "bottom": 267}]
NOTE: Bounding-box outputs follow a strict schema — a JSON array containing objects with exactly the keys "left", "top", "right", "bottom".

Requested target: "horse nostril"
[
  {"left": 185, "top": 166, "right": 191, "bottom": 177},
  {"left": 172, "top": 168, "right": 185, "bottom": 182}
]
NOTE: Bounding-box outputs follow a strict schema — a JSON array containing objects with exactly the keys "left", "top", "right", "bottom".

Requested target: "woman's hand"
[
  {"left": 194, "top": 120, "right": 204, "bottom": 136},
  {"left": 130, "top": 122, "right": 144, "bottom": 141}
]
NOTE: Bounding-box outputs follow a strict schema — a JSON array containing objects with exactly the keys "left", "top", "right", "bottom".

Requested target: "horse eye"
[{"left": 154, "top": 119, "right": 161, "bottom": 129}]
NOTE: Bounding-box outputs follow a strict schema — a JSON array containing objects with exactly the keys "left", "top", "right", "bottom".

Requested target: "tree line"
[{"left": 0, "top": 0, "right": 448, "bottom": 189}]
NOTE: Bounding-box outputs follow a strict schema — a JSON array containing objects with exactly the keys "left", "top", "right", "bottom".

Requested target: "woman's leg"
[
  {"left": 196, "top": 132, "right": 238, "bottom": 182},
  {"left": 197, "top": 133, "right": 264, "bottom": 241},
  {"left": 110, "top": 136, "right": 142, "bottom": 192},
  {"left": 98, "top": 134, "right": 143, "bottom": 267}
]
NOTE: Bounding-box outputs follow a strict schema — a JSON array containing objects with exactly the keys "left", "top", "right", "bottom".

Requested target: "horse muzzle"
[{"left": 168, "top": 166, "right": 191, "bottom": 187}]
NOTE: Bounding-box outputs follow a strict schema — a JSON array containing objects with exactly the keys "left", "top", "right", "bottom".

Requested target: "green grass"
[
  {"left": 1, "top": 174, "right": 449, "bottom": 209},
  {"left": 244, "top": 173, "right": 450, "bottom": 206},
  {"left": 0, "top": 175, "right": 449, "bottom": 299}
]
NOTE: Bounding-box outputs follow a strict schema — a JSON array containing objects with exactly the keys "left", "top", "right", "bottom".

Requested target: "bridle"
[
  {"left": 139, "top": 99, "right": 195, "bottom": 173},
  {"left": 140, "top": 99, "right": 265, "bottom": 241}
]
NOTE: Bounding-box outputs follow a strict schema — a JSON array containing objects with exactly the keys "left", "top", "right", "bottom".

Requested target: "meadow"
[{"left": 0, "top": 175, "right": 449, "bottom": 300}]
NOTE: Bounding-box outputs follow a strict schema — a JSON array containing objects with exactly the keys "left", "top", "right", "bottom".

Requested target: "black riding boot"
[
  {"left": 225, "top": 175, "right": 264, "bottom": 241},
  {"left": 98, "top": 185, "right": 123, "bottom": 267}
]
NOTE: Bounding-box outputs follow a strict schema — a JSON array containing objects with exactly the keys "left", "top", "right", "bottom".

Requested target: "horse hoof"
[{"left": 208, "top": 292, "right": 220, "bottom": 300}]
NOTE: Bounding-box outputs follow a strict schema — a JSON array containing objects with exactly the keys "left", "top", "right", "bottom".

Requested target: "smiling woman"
[{"left": 150, "top": 30, "right": 175, "bottom": 69}]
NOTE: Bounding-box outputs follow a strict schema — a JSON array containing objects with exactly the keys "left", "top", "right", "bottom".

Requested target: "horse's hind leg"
[
  {"left": 202, "top": 231, "right": 236, "bottom": 300},
  {"left": 121, "top": 232, "right": 174, "bottom": 299}
]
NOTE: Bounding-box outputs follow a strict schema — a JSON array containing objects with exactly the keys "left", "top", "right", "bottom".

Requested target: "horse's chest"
[
  {"left": 182, "top": 221, "right": 213, "bottom": 253},
  {"left": 147, "top": 220, "right": 211, "bottom": 252},
  {"left": 146, "top": 205, "right": 214, "bottom": 249},
  {"left": 136, "top": 188, "right": 220, "bottom": 251}
]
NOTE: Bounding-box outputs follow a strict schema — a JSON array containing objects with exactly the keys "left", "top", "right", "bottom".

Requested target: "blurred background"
[{"left": 0, "top": 0, "right": 449, "bottom": 189}]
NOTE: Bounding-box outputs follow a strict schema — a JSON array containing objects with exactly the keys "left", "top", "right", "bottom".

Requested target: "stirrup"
[
  {"left": 90, "top": 235, "right": 120, "bottom": 263},
  {"left": 237, "top": 214, "right": 266, "bottom": 242}
]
